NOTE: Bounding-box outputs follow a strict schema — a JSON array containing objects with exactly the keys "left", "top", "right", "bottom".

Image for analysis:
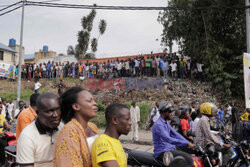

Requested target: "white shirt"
[
  {"left": 87, "top": 135, "right": 98, "bottom": 152},
  {"left": 170, "top": 63, "right": 177, "bottom": 72},
  {"left": 197, "top": 63, "right": 204, "bottom": 72},
  {"left": 7, "top": 103, "right": 14, "bottom": 119},
  {"left": 17, "top": 121, "right": 63, "bottom": 167},
  {"left": 42, "top": 65, "right": 46, "bottom": 71},
  {"left": 130, "top": 106, "right": 140, "bottom": 123},
  {"left": 2, "top": 105, "right": 6, "bottom": 118},
  {"left": 150, "top": 107, "right": 160, "bottom": 122},
  {"left": 125, "top": 62, "right": 130, "bottom": 70},
  {"left": 227, "top": 106, "right": 232, "bottom": 115},
  {"left": 34, "top": 82, "right": 42, "bottom": 90},
  {"left": 13, "top": 108, "right": 21, "bottom": 120},
  {"left": 117, "top": 63, "right": 122, "bottom": 70},
  {"left": 7, "top": 103, "right": 14, "bottom": 115}
]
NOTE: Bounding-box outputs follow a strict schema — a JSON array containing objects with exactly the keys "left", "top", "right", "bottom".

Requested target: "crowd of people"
[
  {"left": 19, "top": 52, "right": 205, "bottom": 82},
  {"left": 0, "top": 88, "right": 249, "bottom": 166}
]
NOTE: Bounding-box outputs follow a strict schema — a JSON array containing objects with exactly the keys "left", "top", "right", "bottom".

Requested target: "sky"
[{"left": 0, "top": 0, "right": 178, "bottom": 58}]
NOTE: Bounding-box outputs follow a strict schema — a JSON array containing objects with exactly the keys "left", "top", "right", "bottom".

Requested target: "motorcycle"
[
  {"left": 124, "top": 147, "right": 209, "bottom": 167},
  {"left": 217, "top": 131, "right": 249, "bottom": 167},
  {"left": 194, "top": 144, "right": 223, "bottom": 167},
  {"left": 0, "top": 124, "right": 17, "bottom": 167}
]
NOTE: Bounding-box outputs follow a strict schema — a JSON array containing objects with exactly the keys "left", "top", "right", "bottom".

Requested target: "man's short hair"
[
  {"left": 30, "top": 93, "right": 40, "bottom": 106},
  {"left": 246, "top": 108, "right": 250, "bottom": 113},
  {"left": 36, "top": 93, "right": 58, "bottom": 112},
  {"left": 105, "top": 103, "right": 129, "bottom": 123}
]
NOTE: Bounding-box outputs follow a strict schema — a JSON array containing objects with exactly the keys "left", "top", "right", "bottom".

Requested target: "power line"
[
  {"left": 37, "top": 0, "right": 63, "bottom": 3},
  {"left": 0, "top": 5, "right": 23, "bottom": 16},
  {"left": 0, "top": 1, "right": 22, "bottom": 12},
  {"left": 26, "top": 1, "right": 250, "bottom": 11}
]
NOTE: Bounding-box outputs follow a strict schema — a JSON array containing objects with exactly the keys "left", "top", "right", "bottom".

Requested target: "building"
[
  {"left": 36, "top": 55, "right": 77, "bottom": 65},
  {"left": 24, "top": 46, "right": 57, "bottom": 64},
  {"left": 0, "top": 38, "right": 25, "bottom": 65}
]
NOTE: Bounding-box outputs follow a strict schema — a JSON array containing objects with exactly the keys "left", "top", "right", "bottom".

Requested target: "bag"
[{"left": 232, "top": 121, "right": 244, "bottom": 142}]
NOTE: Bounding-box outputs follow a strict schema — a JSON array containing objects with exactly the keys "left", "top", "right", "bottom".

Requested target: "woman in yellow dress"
[{"left": 54, "top": 86, "right": 99, "bottom": 167}]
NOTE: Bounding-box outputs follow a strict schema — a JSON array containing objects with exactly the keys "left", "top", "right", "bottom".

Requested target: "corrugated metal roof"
[
  {"left": 0, "top": 42, "right": 16, "bottom": 53},
  {"left": 24, "top": 54, "right": 34, "bottom": 60}
]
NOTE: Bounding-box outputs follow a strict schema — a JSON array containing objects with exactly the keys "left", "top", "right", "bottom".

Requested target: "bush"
[
  {"left": 123, "top": 102, "right": 131, "bottom": 109},
  {"left": 97, "top": 101, "right": 106, "bottom": 112},
  {"left": 0, "top": 88, "right": 48, "bottom": 101},
  {"left": 90, "top": 111, "right": 106, "bottom": 128},
  {"left": 138, "top": 103, "right": 152, "bottom": 128}
]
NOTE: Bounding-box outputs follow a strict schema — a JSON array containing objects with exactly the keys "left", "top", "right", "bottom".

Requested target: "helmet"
[
  {"left": 159, "top": 101, "right": 174, "bottom": 113},
  {"left": 200, "top": 102, "right": 218, "bottom": 116}
]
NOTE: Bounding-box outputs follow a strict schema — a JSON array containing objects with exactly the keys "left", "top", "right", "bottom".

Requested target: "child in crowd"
[{"left": 34, "top": 79, "right": 42, "bottom": 94}]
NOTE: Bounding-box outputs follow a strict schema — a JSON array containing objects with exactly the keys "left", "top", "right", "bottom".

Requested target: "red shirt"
[{"left": 180, "top": 118, "right": 190, "bottom": 131}]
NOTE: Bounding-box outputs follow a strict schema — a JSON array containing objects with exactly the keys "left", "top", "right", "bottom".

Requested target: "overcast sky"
[{"left": 0, "top": 0, "right": 178, "bottom": 58}]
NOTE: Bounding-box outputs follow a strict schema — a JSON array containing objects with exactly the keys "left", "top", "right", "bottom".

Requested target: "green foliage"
[
  {"left": 90, "top": 111, "right": 106, "bottom": 128},
  {"left": 99, "top": 19, "right": 107, "bottom": 35},
  {"left": 138, "top": 103, "right": 151, "bottom": 128},
  {"left": 90, "top": 102, "right": 107, "bottom": 128},
  {"left": 67, "top": 45, "right": 75, "bottom": 55},
  {"left": 97, "top": 101, "right": 106, "bottom": 112},
  {"left": 0, "top": 88, "right": 48, "bottom": 101},
  {"left": 91, "top": 38, "right": 98, "bottom": 53},
  {"left": 123, "top": 102, "right": 131, "bottom": 109},
  {"left": 158, "top": 0, "right": 245, "bottom": 98},
  {"left": 74, "top": 9, "right": 107, "bottom": 59}
]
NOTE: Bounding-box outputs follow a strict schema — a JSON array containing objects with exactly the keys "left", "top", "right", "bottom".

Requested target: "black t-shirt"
[{"left": 231, "top": 107, "right": 239, "bottom": 124}]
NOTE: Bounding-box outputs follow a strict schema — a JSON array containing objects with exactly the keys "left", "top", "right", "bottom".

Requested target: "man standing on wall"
[{"left": 130, "top": 101, "right": 140, "bottom": 141}]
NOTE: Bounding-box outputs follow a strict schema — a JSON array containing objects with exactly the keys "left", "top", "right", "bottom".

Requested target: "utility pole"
[
  {"left": 17, "top": 0, "right": 25, "bottom": 101},
  {"left": 246, "top": 0, "right": 250, "bottom": 53}
]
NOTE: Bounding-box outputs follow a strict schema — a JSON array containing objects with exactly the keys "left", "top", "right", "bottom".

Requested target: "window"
[
  {"left": 0, "top": 51, "right": 3, "bottom": 60},
  {"left": 12, "top": 53, "right": 15, "bottom": 62}
]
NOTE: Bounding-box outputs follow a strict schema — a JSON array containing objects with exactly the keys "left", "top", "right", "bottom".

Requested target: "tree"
[
  {"left": 58, "top": 53, "right": 66, "bottom": 56},
  {"left": 99, "top": 19, "right": 107, "bottom": 37},
  {"left": 67, "top": 45, "right": 75, "bottom": 55},
  {"left": 75, "top": 9, "right": 107, "bottom": 59},
  {"left": 158, "top": 0, "right": 246, "bottom": 98}
]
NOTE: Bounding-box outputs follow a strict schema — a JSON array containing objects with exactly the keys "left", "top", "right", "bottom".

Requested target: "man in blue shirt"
[
  {"left": 216, "top": 105, "right": 225, "bottom": 130},
  {"left": 152, "top": 101, "right": 195, "bottom": 167},
  {"left": 47, "top": 61, "right": 52, "bottom": 79}
]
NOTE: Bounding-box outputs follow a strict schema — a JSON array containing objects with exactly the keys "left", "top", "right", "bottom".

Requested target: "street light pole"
[
  {"left": 17, "top": 0, "right": 25, "bottom": 101},
  {"left": 246, "top": 0, "right": 250, "bottom": 53}
]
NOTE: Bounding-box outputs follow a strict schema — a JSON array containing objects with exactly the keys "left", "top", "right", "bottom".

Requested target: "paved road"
[{"left": 99, "top": 129, "right": 154, "bottom": 153}]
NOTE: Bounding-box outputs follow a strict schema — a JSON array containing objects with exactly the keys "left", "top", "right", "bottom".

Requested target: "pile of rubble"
[{"left": 89, "top": 78, "right": 236, "bottom": 108}]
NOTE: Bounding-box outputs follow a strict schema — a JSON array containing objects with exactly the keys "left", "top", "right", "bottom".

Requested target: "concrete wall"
[
  {"left": 36, "top": 55, "right": 77, "bottom": 65},
  {"left": 0, "top": 50, "right": 14, "bottom": 64},
  {"left": 34, "top": 51, "right": 56, "bottom": 63},
  {"left": 9, "top": 45, "right": 25, "bottom": 65}
]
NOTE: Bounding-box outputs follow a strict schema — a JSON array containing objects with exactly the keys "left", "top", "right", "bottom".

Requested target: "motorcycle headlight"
[
  {"left": 218, "top": 152, "right": 223, "bottom": 166},
  {"left": 205, "top": 143, "right": 215, "bottom": 155}
]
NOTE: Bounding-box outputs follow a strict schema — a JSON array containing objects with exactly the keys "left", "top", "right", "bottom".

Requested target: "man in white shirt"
[
  {"left": 34, "top": 80, "right": 42, "bottom": 94},
  {"left": 17, "top": 92, "right": 63, "bottom": 167},
  {"left": 196, "top": 63, "right": 204, "bottom": 81},
  {"left": 6, "top": 100, "right": 14, "bottom": 121},
  {"left": 130, "top": 101, "right": 140, "bottom": 141},
  {"left": 170, "top": 60, "right": 177, "bottom": 78},
  {"left": 117, "top": 61, "right": 122, "bottom": 77},
  {"left": 147, "top": 102, "right": 160, "bottom": 130}
]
